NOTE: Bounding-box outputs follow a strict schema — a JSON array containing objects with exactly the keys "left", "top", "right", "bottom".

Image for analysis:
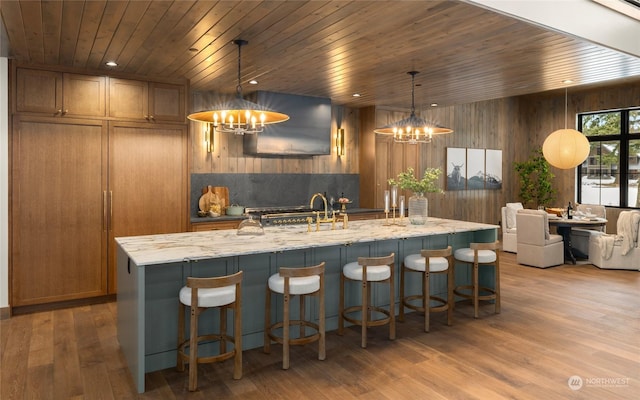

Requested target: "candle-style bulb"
[{"left": 384, "top": 190, "right": 390, "bottom": 213}]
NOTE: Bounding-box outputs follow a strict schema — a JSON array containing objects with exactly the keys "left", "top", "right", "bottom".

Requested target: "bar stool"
[
  {"left": 339, "top": 253, "right": 395, "bottom": 348},
  {"left": 453, "top": 242, "right": 501, "bottom": 318},
  {"left": 176, "top": 271, "right": 243, "bottom": 391},
  {"left": 400, "top": 246, "right": 453, "bottom": 332},
  {"left": 264, "top": 262, "right": 325, "bottom": 370}
]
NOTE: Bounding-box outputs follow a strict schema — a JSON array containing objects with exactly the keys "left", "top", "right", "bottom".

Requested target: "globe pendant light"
[
  {"left": 187, "top": 39, "right": 289, "bottom": 134},
  {"left": 374, "top": 71, "right": 452, "bottom": 144},
  {"left": 542, "top": 88, "right": 590, "bottom": 169}
]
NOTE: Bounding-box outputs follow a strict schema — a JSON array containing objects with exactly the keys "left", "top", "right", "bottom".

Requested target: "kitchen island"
[{"left": 117, "top": 217, "right": 497, "bottom": 392}]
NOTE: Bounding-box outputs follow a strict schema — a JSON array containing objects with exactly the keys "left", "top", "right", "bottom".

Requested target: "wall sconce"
[
  {"left": 335, "top": 128, "right": 345, "bottom": 157},
  {"left": 204, "top": 123, "right": 214, "bottom": 153}
]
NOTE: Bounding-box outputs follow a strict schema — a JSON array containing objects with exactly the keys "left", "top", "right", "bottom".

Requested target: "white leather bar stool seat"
[
  {"left": 268, "top": 274, "right": 320, "bottom": 295},
  {"left": 454, "top": 248, "right": 497, "bottom": 264},
  {"left": 179, "top": 285, "right": 236, "bottom": 308},
  {"left": 404, "top": 254, "right": 449, "bottom": 272},
  {"left": 343, "top": 261, "right": 391, "bottom": 281}
]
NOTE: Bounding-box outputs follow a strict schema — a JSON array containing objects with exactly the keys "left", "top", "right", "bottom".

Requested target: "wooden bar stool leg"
[
  {"left": 189, "top": 306, "right": 199, "bottom": 391},
  {"left": 299, "top": 295, "right": 305, "bottom": 339},
  {"left": 495, "top": 262, "right": 501, "bottom": 314},
  {"left": 283, "top": 290, "right": 290, "bottom": 370},
  {"left": 451, "top": 261, "right": 457, "bottom": 312},
  {"left": 473, "top": 261, "right": 479, "bottom": 319},
  {"left": 399, "top": 265, "right": 405, "bottom": 322},
  {"left": 319, "top": 284, "right": 326, "bottom": 361},
  {"left": 424, "top": 270, "right": 430, "bottom": 333},
  {"left": 220, "top": 306, "right": 227, "bottom": 354},
  {"left": 233, "top": 298, "right": 242, "bottom": 379},
  {"left": 264, "top": 285, "right": 271, "bottom": 354},
  {"left": 338, "top": 274, "right": 345, "bottom": 335},
  {"left": 447, "top": 260, "right": 454, "bottom": 326},
  {"left": 177, "top": 303, "right": 185, "bottom": 372},
  {"left": 389, "top": 270, "right": 395, "bottom": 340},
  {"left": 361, "top": 279, "right": 368, "bottom": 348}
]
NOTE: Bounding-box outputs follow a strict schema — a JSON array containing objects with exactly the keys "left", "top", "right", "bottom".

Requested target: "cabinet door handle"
[
  {"left": 149, "top": 115, "right": 155, "bottom": 121},
  {"left": 56, "top": 109, "right": 62, "bottom": 115},
  {"left": 109, "top": 191, "right": 113, "bottom": 225},
  {"left": 144, "top": 115, "right": 149, "bottom": 120},
  {"left": 103, "top": 191, "right": 107, "bottom": 230},
  {"left": 62, "top": 109, "right": 68, "bottom": 115}
]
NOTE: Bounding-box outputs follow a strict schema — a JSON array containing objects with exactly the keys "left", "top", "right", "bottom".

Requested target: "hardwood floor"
[{"left": 2, "top": 252, "right": 638, "bottom": 399}]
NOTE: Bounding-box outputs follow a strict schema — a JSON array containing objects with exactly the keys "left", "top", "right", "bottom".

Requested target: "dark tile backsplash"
[{"left": 191, "top": 173, "right": 359, "bottom": 216}]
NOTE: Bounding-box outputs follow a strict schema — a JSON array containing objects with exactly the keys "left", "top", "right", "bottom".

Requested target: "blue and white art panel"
[
  {"left": 485, "top": 149, "right": 503, "bottom": 189},
  {"left": 446, "top": 147, "right": 467, "bottom": 190},
  {"left": 466, "top": 148, "right": 485, "bottom": 190}
]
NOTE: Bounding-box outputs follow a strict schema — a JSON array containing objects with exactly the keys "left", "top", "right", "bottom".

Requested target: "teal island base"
[{"left": 116, "top": 218, "right": 498, "bottom": 393}]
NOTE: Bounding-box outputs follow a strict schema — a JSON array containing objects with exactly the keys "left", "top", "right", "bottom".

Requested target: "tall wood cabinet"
[
  {"left": 12, "top": 117, "right": 108, "bottom": 305},
  {"left": 10, "top": 66, "right": 188, "bottom": 309},
  {"left": 107, "top": 121, "right": 187, "bottom": 293}
]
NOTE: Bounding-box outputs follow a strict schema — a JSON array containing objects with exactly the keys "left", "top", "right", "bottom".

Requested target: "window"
[{"left": 577, "top": 108, "right": 640, "bottom": 208}]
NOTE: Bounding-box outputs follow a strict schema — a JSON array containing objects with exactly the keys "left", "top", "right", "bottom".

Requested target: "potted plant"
[
  {"left": 388, "top": 167, "right": 443, "bottom": 224},
  {"left": 513, "top": 148, "right": 556, "bottom": 208}
]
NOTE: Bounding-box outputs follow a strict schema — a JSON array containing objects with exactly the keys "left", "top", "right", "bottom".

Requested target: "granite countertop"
[{"left": 117, "top": 218, "right": 497, "bottom": 266}]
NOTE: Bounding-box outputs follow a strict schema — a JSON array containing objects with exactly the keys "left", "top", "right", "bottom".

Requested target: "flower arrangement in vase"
[
  {"left": 338, "top": 196, "right": 351, "bottom": 212},
  {"left": 388, "top": 167, "right": 443, "bottom": 224}
]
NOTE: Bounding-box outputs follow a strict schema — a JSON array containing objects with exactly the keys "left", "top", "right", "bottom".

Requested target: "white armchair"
[
  {"left": 516, "top": 209, "right": 564, "bottom": 268},
  {"left": 501, "top": 202, "right": 523, "bottom": 253},
  {"left": 589, "top": 210, "right": 640, "bottom": 271}
]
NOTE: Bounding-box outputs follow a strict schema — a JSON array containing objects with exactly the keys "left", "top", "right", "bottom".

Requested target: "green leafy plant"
[
  {"left": 514, "top": 148, "right": 556, "bottom": 207},
  {"left": 388, "top": 167, "right": 444, "bottom": 194}
]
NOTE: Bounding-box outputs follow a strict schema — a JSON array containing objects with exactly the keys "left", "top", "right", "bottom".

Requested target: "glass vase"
[{"left": 408, "top": 192, "right": 428, "bottom": 225}]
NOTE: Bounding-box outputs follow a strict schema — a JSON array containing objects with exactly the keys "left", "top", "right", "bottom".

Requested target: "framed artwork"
[
  {"left": 446, "top": 147, "right": 466, "bottom": 190},
  {"left": 466, "top": 148, "right": 485, "bottom": 190},
  {"left": 485, "top": 149, "right": 503, "bottom": 189},
  {"left": 446, "top": 147, "right": 503, "bottom": 191}
]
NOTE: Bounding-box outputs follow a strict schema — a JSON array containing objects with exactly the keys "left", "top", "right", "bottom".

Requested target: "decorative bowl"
[{"left": 226, "top": 205, "right": 245, "bottom": 216}]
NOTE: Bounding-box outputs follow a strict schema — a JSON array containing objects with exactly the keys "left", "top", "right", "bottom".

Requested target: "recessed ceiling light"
[
  {"left": 189, "top": 47, "right": 198, "bottom": 52},
  {"left": 249, "top": 79, "right": 258, "bottom": 85},
  {"left": 562, "top": 79, "right": 573, "bottom": 84},
  {"left": 430, "top": 103, "right": 438, "bottom": 107},
  {"left": 105, "top": 61, "right": 118, "bottom": 67},
  {"left": 352, "top": 93, "right": 361, "bottom": 97}
]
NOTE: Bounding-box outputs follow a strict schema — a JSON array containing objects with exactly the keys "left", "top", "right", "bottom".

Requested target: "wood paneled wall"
[
  {"left": 360, "top": 79, "right": 639, "bottom": 227},
  {"left": 519, "top": 81, "right": 640, "bottom": 210},
  {"left": 190, "top": 80, "right": 639, "bottom": 228},
  {"left": 190, "top": 92, "right": 359, "bottom": 175},
  {"left": 360, "top": 99, "right": 519, "bottom": 227}
]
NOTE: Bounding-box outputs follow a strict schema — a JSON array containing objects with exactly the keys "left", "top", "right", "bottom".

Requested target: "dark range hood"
[{"left": 243, "top": 91, "right": 332, "bottom": 157}]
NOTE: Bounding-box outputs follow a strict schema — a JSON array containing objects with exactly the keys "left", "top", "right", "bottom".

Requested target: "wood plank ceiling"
[{"left": 1, "top": 0, "right": 639, "bottom": 109}]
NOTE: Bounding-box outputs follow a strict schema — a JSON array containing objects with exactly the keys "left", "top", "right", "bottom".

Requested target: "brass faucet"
[
  {"left": 310, "top": 192, "right": 330, "bottom": 221},
  {"left": 309, "top": 192, "right": 339, "bottom": 230}
]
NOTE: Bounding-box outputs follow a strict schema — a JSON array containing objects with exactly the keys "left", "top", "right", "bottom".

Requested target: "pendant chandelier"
[
  {"left": 187, "top": 39, "right": 289, "bottom": 135},
  {"left": 374, "top": 71, "right": 452, "bottom": 144},
  {"left": 542, "top": 88, "right": 590, "bottom": 169}
]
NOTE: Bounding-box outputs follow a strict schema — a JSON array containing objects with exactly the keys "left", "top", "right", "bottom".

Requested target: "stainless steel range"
[{"left": 245, "top": 205, "right": 325, "bottom": 226}]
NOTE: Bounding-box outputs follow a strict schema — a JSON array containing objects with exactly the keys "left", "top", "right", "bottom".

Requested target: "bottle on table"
[{"left": 567, "top": 201, "right": 573, "bottom": 219}]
